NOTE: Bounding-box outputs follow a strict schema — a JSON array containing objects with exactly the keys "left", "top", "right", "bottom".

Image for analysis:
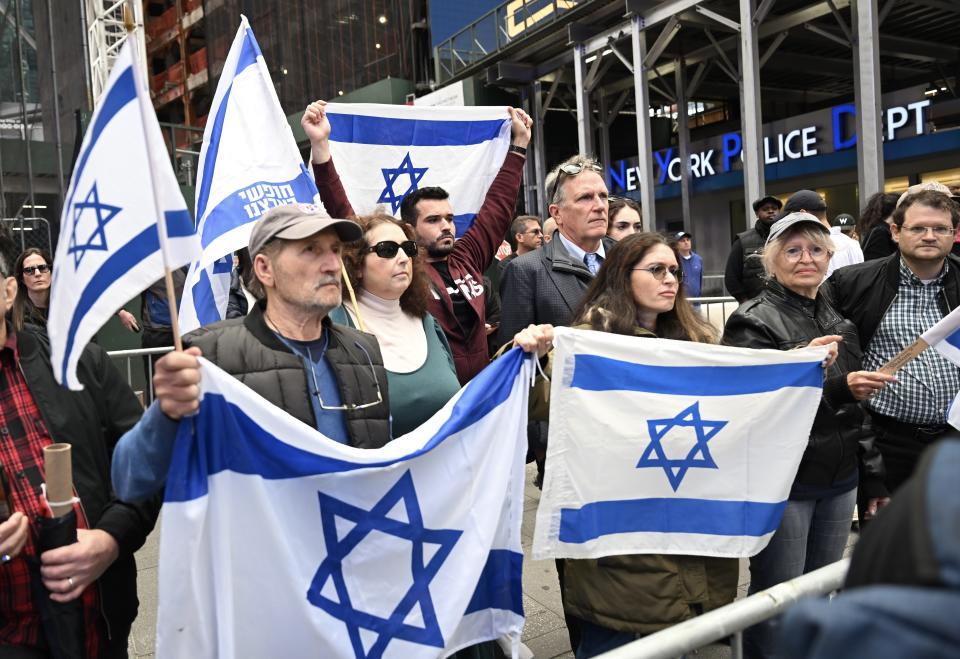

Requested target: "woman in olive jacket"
[
  {"left": 526, "top": 233, "right": 739, "bottom": 658},
  {"left": 722, "top": 212, "right": 894, "bottom": 659}
]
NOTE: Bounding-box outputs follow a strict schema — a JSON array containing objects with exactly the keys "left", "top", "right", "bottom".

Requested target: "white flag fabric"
[
  {"left": 326, "top": 103, "right": 511, "bottom": 236},
  {"left": 178, "top": 16, "right": 317, "bottom": 334},
  {"left": 48, "top": 40, "right": 199, "bottom": 390},
  {"left": 156, "top": 350, "right": 532, "bottom": 659},
  {"left": 533, "top": 328, "right": 828, "bottom": 560}
]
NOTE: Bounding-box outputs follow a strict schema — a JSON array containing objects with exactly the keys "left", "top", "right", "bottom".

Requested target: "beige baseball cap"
[
  {"left": 896, "top": 181, "right": 952, "bottom": 207},
  {"left": 248, "top": 203, "right": 362, "bottom": 256}
]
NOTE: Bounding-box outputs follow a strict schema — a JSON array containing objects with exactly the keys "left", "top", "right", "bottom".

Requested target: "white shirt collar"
[{"left": 556, "top": 230, "right": 605, "bottom": 265}]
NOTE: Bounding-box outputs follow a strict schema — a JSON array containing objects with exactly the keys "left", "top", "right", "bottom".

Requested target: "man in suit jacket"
[{"left": 498, "top": 155, "right": 615, "bottom": 342}]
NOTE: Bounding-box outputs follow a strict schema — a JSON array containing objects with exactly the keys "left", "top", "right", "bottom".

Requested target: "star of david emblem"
[
  {"left": 67, "top": 182, "right": 122, "bottom": 269},
  {"left": 377, "top": 152, "right": 428, "bottom": 213},
  {"left": 306, "top": 470, "right": 461, "bottom": 659},
  {"left": 636, "top": 402, "right": 726, "bottom": 491}
]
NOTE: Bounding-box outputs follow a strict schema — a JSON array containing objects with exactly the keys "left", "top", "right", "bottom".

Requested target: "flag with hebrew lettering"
[
  {"left": 533, "top": 327, "right": 827, "bottom": 560},
  {"left": 156, "top": 350, "right": 532, "bottom": 658},
  {"left": 178, "top": 16, "right": 317, "bottom": 334}
]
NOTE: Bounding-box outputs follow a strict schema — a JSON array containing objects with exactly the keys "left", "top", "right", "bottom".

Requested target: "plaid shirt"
[
  {"left": 0, "top": 329, "right": 101, "bottom": 657},
  {"left": 862, "top": 259, "right": 960, "bottom": 424}
]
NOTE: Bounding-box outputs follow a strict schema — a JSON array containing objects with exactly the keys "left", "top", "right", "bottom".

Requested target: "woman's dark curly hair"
[
  {"left": 572, "top": 232, "right": 716, "bottom": 343},
  {"left": 340, "top": 214, "right": 432, "bottom": 318}
]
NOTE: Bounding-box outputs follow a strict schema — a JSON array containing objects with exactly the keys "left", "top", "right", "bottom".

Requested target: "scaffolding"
[{"left": 85, "top": 0, "right": 147, "bottom": 105}]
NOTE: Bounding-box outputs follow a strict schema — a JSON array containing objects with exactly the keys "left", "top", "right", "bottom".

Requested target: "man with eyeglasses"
[
  {"left": 822, "top": 187, "right": 960, "bottom": 498},
  {"left": 111, "top": 204, "right": 392, "bottom": 501},
  {"left": 498, "top": 155, "right": 613, "bottom": 345},
  {"left": 491, "top": 215, "right": 543, "bottom": 296}
]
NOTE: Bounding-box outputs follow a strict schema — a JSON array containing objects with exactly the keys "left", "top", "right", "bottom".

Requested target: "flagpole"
[{"left": 124, "top": 3, "right": 184, "bottom": 352}]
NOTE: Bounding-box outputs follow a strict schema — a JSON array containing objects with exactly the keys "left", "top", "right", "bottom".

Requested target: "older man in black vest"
[{"left": 112, "top": 204, "right": 391, "bottom": 501}]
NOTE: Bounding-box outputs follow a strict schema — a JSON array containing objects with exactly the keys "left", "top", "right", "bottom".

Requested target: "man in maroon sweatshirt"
[{"left": 303, "top": 100, "right": 532, "bottom": 384}]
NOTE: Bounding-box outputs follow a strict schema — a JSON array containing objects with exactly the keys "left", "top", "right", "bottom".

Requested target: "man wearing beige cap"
[
  {"left": 822, "top": 186, "right": 960, "bottom": 503},
  {"left": 111, "top": 204, "right": 392, "bottom": 501}
]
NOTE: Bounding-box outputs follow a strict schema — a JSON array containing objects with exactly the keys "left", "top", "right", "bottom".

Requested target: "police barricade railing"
[
  {"left": 107, "top": 346, "right": 175, "bottom": 407},
  {"left": 595, "top": 558, "right": 850, "bottom": 659},
  {"left": 688, "top": 296, "right": 739, "bottom": 333}
]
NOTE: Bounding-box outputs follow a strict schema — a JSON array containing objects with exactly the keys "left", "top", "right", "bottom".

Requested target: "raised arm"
[
  {"left": 449, "top": 108, "right": 532, "bottom": 275},
  {"left": 303, "top": 100, "right": 356, "bottom": 219}
]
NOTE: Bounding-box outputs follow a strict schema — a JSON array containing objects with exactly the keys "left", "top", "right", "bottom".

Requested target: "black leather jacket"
[{"left": 722, "top": 281, "right": 886, "bottom": 499}]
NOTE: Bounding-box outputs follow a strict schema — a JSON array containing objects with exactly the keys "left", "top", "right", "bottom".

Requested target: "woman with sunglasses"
[
  {"left": 331, "top": 214, "right": 461, "bottom": 438},
  {"left": 11, "top": 248, "right": 140, "bottom": 333},
  {"left": 722, "top": 213, "right": 894, "bottom": 659},
  {"left": 515, "top": 232, "right": 736, "bottom": 658},
  {"left": 11, "top": 248, "right": 53, "bottom": 330}
]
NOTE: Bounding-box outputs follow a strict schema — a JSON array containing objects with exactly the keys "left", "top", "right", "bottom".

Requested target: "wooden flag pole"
[
  {"left": 125, "top": 2, "right": 184, "bottom": 352},
  {"left": 878, "top": 337, "right": 929, "bottom": 375}
]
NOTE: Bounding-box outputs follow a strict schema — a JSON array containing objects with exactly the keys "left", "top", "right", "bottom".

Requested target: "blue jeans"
[{"left": 743, "top": 488, "right": 857, "bottom": 659}]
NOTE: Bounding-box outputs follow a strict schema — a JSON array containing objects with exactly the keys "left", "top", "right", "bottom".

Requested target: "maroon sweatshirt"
[{"left": 312, "top": 152, "right": 525, "bottom": 384}]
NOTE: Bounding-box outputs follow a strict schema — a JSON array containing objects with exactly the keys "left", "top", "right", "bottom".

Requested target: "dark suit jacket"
[{"left": 498, "top": 235, "right": 616, "bottom": 344}]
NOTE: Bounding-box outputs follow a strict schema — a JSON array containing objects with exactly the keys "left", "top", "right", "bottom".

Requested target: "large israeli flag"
[
  {"left": 326, "top": 104, "right": 511, "bottom": 236},
  {"left": 48, "top": 40, "right": 199, "bottom": 390},
  {"left": 533, "top": 328, "right": 828, "bottom": 560},
  {"left": 178, "top": 16, "right": 317, "bottom": 334},
  {"left": 156, "top": 350, "right": 531, "bottom": 658}
]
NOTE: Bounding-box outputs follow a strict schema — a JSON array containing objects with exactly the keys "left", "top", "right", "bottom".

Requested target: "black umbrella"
[{"left": 29, "top": 509, "right": 85, "bottom": 659}]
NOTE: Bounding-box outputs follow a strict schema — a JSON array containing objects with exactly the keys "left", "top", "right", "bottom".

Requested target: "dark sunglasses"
[
  {"left": 22, "top": 264, "right": 51, "bottom": 276},
  {"left": 364, "top": 240, "right": 418, "bottom": 259}
]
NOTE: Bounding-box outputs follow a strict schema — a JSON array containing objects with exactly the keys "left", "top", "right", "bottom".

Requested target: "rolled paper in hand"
[{"left": 43, "top": 443, "right": 75, "bottom": 518}]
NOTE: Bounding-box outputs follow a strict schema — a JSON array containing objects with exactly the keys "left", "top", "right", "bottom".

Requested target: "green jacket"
[{"left": 534, "top": 322, "right": 740, "bottom": 634}]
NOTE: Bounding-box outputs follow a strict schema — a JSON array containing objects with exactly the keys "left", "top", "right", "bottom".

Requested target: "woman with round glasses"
[
  {"left": 515, "top": 232, "right": 734, "bottom": 658},
  {"left": 12, "top": 248, "right": 54, "bottom": 330},
  {"left": 722, "top": 212, "right": 894, "bottom": 659},
  {"left": 331, "top": 214, "right": 461, "bottom": 437},
  {"left": 606, "top": 197, "right": 642, "bottom": 242}
]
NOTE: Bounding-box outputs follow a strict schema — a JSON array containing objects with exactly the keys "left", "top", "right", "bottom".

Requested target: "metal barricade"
[
  {"left": 106, "top": 346, "right": 174, "bottom": 406},
  {"left": 688, "top": 296, "right": 739, "bottom": 333},
  {"left": 597, "top": 558, "right": 850, "bottom": 659}
]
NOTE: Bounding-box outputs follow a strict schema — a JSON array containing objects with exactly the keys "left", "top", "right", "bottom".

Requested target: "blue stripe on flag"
[
  {"left": 453, "top": 213, "right": 475, "bottom": 237},
  {"left": 946, "top": 329, "right": 960, "bottom": 351},
  {"left": 60, "top": 211, "right": 195, "bottom": 384},
  {"left": 558, "top": 498, "right": 787, "bottom": 543},
  {"left": 194, "top": 30, "right": 259, "bottom": 222},
  {"left": 328, "top": 114, "right": 506, "bottom": 147},
  {"left": 191, "top": 269, "right": 224, "bottom": 326},
  {"left": 65, "top": 67, "right": 136, "bottom": 213},
  {"left": 569, "top": 354, "right": 823, "bottom": 396},
  {"left": 164, "top": 348, "right": 528, "bottom": 501},
  {"left": 464, "top": 549, "right": 523, "bottom": 616},
  {"left": 198, "top": 168, "right": 318, "bottom": 248}
]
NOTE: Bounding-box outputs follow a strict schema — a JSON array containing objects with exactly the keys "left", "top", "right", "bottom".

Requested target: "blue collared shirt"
[{"left": 556, "top": 230, "right": 605, "bottom": 270}]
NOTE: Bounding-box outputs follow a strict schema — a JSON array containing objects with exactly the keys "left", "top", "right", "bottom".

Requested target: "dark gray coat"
[
  {"left": 498, "top": 234, "right": 616, "bottom": 344},
  {"left": 184, "top": 302, "right": 391, "bottom": 449}
]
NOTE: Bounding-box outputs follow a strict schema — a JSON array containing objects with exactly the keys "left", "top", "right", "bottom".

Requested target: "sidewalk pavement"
[{"left": 128, "top": 462, "right": 840, "bottom": 659}]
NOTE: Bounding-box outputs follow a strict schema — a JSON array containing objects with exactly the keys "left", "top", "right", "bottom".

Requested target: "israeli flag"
[
  {"left": 48, "top": 40, "right": 199, "bottom": 390},
  {"left": 326, "top": 104, "right": 511, "bottom": 236},
  {"left": 156, "top": 351, "right": 531, "bottom": 658},
  {"left": 922, "top": 305, "right": 960, "bottom": 366},
  {"left": 178, "top": 16, "right": 317, "bottom": 334},
  {"left": 533, "top": 328, "right": 828, "bottom": 560}
]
